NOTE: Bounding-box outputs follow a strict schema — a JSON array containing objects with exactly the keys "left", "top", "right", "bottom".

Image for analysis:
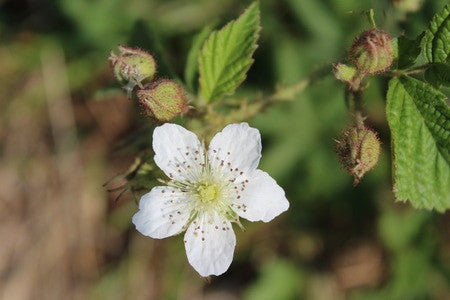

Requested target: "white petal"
[
  {"left": 132, "top": 186, "right": 193, "bottom": 239},
  {"left": 184, "top": 212, "right": 236, "bottom": 277},
  {"left": 208, "top": 123, "right": 261, "bottom": 179},
  {"left": 232, "top": 170, "right": 289, "bottom": 222},
  {"left": 153, "top": 123, "right": 205, "bottom": 181}
]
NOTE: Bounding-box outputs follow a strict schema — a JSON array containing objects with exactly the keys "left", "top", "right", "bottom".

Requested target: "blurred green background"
[{"left": 0, "top": 0, "right": 449, "bottom": 299}]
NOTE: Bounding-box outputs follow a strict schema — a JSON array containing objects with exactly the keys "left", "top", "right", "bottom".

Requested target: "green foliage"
[
  {"left": 392, "top": 35, "right": 422, "bottom": 69},
  {"left": 424, "top": 62, "right": 450, "bottom": 88},
  {"left": 198, "top": 2, "right": 260, "bottom": 102},
  {"left": 422, "top": 4, "right": 449, "bottom": 63},
  {"left": 386, "top": 76, "right": 450, "bottom": 211},
  {"left": 185, "top": 24, "right": 215, "bottom": 93}
]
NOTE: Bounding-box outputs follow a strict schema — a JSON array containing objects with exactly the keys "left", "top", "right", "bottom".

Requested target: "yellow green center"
[{"left": 197, "top": 184, "right": 218, "bottom": 203}]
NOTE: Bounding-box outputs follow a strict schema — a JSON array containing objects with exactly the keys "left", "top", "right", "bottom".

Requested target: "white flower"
[{"left": 132, "top": 123, "right": 289, "bottom": 277}]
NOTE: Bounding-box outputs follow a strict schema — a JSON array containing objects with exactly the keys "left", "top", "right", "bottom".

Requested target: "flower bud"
[
  {"left": 335, "top": 125, "right": 381, "bottom": 186},
  {"left": 137, "top": 79, "right": 188, "bottom": 122},
  {"left": 348, "top": 28, "right": 394, "bottom": 75},
  {"left": 333, "top": 63, "right": 357, "bottom": 83},
  {"left": 333, "top": 63, "right": 363, "bottom": 91},
  {"left": 109, "top": 45, "right": 157, "bottom": 89}
]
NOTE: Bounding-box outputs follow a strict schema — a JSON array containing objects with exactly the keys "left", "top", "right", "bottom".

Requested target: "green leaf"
[
  {"left": 198, "top": 2, "right": 260, "bottom": 102},
  {"left": 184, "top": 24, "right": 215, "bottom": 93},
  {"left": 424, "top": 63, "right": 450, "bottom": 88},
  {"left": 392, "top": 35, "right": 422, "bottom": 69},
  {"left": 386, "top": 76, "right": 450, "bottom": 211},
  {"left": 422, "top": 4, "right": 449, "bottom": 63}
]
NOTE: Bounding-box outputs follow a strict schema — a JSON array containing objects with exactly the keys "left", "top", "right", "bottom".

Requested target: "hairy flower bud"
[
  {"left": 348, "top": 29, "right": 394, "bottom": 75},
  {"left": 109, "top": 45, "right": 157, "bottom": 90},
  {"left": 137, "top": 79, "right": 188, "bottom": 122},
  {"left": 335, "top": 125, "right": 381, "bottom": 186}
]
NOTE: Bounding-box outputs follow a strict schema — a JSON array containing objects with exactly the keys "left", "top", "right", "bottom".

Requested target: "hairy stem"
[{"left": 389, "top": 63, "right": 432, "bottom": 77}]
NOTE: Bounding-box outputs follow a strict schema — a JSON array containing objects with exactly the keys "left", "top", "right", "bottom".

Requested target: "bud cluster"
[
  {"left": 109, "top": 46, "right": 188, "bottom": 122},
  {"left": 333, "top": 28, "right": 394, "bottom": 91},
  {"left": 335, "top": 123, "right": 381, "bottom": 186}
]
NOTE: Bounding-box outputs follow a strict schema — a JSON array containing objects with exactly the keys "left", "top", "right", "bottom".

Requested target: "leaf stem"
[{"left": 389, "top": 64, "right": 432, "bottom": 77}]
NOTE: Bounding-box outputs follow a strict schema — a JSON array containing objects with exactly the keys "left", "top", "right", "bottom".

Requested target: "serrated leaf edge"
[
  {"left": 387, "top": 76, "right": 450, "bottom": 212},
  {"left": 198, "top": 2, "right": 261, "bottom": 102},
  {"left": 422, "top": 4, "right": 449, "bottom": 63}
]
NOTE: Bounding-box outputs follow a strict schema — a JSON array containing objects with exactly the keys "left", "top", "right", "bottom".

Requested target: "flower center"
[{"left": 197, "top": 183, "right": 218, "bottom": 203}]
